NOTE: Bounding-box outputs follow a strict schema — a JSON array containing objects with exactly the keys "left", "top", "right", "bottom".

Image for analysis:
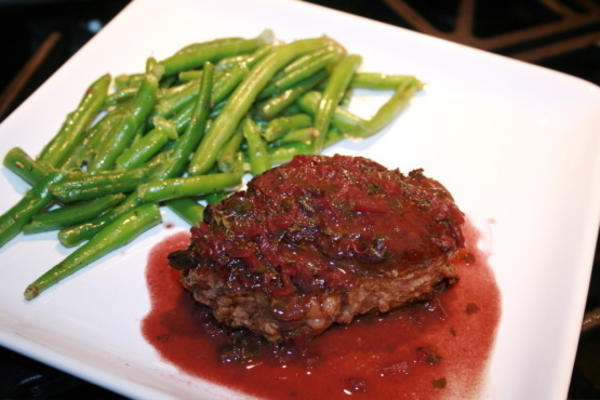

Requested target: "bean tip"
[
  {"left": 258, "top": 29, "right": 275, "bottom": 45},
  {"left": 24, "top": 285, "right": 39, "bottom": 301}
]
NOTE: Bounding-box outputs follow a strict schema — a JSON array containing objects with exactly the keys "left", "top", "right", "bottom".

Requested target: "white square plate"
[{"left": 1, "top": 0, "right": 599, "bottom": 399}]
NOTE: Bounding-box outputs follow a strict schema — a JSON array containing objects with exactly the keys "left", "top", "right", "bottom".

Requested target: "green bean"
[
  {"left": 115, "top": 116, "right": 177, "bottom": 169},
  {"left": 160, "top": 79, "right": 197, "bottom": 100},
  {"left": 146, "top": 148, "right": 174, "bottom": 168},
  {"left": 170, "top": 100, "right": 195, "bottom": 132},
  {"left": 188, "top": 37, "right": 327, "bottom": 176},
  {"left": 313, "top": 54, "right": 362, "bottom": 152},
  {"left": 50, "top": 166, "right": 152, "bottom": 203},
  {"left": 263, "top": 113, "right": 312, "bottom": 142},
  {"left": 261, "top": 48, "right": 341, "bottom": 98},
  {"left": 158, "top": 65, "right": 238, "bottom": 117},
  {"left": 160, "top": 75, "right": 177, "bottom": 89},
  {"left": 256, "top": 46, "right": 331, "bottom": 99},
  {"left": 217, "top": 129, "right": 244, "bottom": 172},
  {"left": 244, "top": 44, "right": 276, "bottom": 68},
  {"left": 146, "top": 56, "right": 164, "bottom": 80},
  {"left": 174, "top": 37, "right": 245, "bottom": 56},
  {"left": 208, "top": 100, "right": 227, "bottom": 119},
  {"left": 24, "top": 203, "right": 161, "bottom": 300},
  {"left": 340, "top": 87, "right": 353, "bottom": 107},
  {"left": 58, "top": 140, "right": 174, "bottom": 247},
  {"left": 216, "top": 55, "right": 247, "bottom": 71},
  {"left": 61, "top": 140, "right": 88, "bottom": 171},
  {"left": 154, "top": 80, "right": 198, "bottom": 118},
  {"left": 134, "top": 120, "right": 150, "bottom": 145},
  {"left": 88, "top": 114, "right": 136, "bottom": 171},
  {"left": 325, "top": 127, "right": 345, "bottom": 147},
  {"left": 268, "top": 142, "right": 312, "bottom": 165},
  {"left": 157, "top": 70, "right": 226, "bottom": 117},
  {"left": 82, "top": 108, "right": 126, "bottom": 166},
  {"left": 267, "top": 127, "right": 343, "bottom": 165},
  {"left": 58, "top": 193, "right": 141, "bottom": 247},
  {"left": 64, "top": 108, "right": 136, "bottom": 171},
  {"left": 137, "top": 172, "right": 242, "bottom": 203},
  {"left": 3, "top": 148, "right": 50, "bottom": 186},
  {"left": 297, "top": 91, "right": 365, "bottom": 135},
  {"left": 0, "top": 172, "right": 64, "bottom": 248},
  {"left": 279, "top": 103, "right": 303, "bottom": 117},
  {"left": 38, "top": 74, "right": 111, "bottom": 168},
  {"left": 160, "top": 30, "right": 273, "bottom": 76},
  {"left": 166, "top": 198, "right": 205, "bottom": 225},
  {"left": 351, "top": 73, "right": 417, "bottom": 90},
  {"left": 155, "top": 62, "right": 214, "bottom": 181},
  {"left": 211, "top": 64, "right": 248, "bottom": 106},
  {"left": 204, "top": 191, "right": 228, "bottom": 205},
  {"left": 58, "top": 64, "right": 205, "bottom": 246},
  {"left": 23, "top": 194, "right": 126, "bottom": 234},
  {"left": 56, "top": 79, "right": 204, "bottom": 246},
  {"left": 130, "top": 74, "right": 159, "bottom": 125},
  {"left": 114, "top": 73, "right": 144, "bottom": 91},
  {"left": 242, "top": 117, "right": 270, "bottom": 175},
  {"left": 280, "top": 47, "right": 327, "bottom": 75},
  {"left": 85, "top": 63, "right": 213, "bottom": 242},
  {"left": 257, "top": 69, "right": 327, "bottom": 120},
  {"left": 90, "top": 74, "right": 158, "bottom": 171},
  {"left": 353, "top": 78, "right": 423, "bottom": 138},
  {"left": 104, "top": 87, "right": 137, "bottom": 107},
  {"left": 278, "top": 127, "right": 318, "bottom": 144},
  {"left": 178, "top": 70, "right": 202, "bottom": 83},
  {"left": 218, "top": 44, "right": 275, "bottom": 71}
]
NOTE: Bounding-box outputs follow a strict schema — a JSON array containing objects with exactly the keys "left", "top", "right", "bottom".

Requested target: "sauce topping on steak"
[{"left": 169, "top": 155, "right": 465, "bottom": 342}]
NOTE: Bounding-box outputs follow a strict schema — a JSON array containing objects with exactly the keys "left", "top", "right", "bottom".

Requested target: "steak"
[{"left": 169, "top": 155, "right": 465, "bottom": 342}]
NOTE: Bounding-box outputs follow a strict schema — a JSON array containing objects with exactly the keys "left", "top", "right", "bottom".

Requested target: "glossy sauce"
[{"left": 142, "top": 222, "right": 500, "bottom": 399}]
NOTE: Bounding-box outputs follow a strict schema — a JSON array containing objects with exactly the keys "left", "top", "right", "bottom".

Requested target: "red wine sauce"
[{"left": 142, "top": 222, "right": 500, "bottom": 399}]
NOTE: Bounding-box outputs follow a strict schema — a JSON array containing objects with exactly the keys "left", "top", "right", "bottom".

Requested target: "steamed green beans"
[
  {"left": 0, "top": 172, "right": 64, "bottom": 247},
  {"left": 313, "top": 54, "right": 362, "bottom": 152},
  {"left": 166, "top": 198, "right": 205, "bottom": 225},
  {"left": 156, "top": 62, "right": 214, "bottom": 180},
  {"left": 4, "top": 148, "right": 49, "bottom": 186},
  {"left": 262, "top": 47, "right": 341, "bottom": 97},
  {"left": 57, "top": 196, "right": 141, "bottom": 248},
  {"left": 59, "top": 65, "right": 214, "bottom": 247},
  {"left": 243, "top": 117, "right": 270, "bottom": 175},
  {"left": 37, "top": 74, "right": 111, "bottom": 168},
  {"left": 354, "top": 78, "right": 424, "bottom": 138},
  {"left": 278, "top": 127, "right": 318, "bottom": 144},
  {"left": 159, "top": 31, "right": 272, "bottom": 76},
  {"left": 297, "top": 91, "right": 365, "bottom": 135},
  {"left": 263, "top": 114, "right": 312, "bottom": 142},
  {"left": 90, "top": 74, "right": 158, "bottom": 171},
  {"left": 217, "top": 129, "right": 244, "bottom": 172},
  {"left": 187, "top": 37, "right": 327, "bottom": 175},
  {"left": 257, "top": 69, "right": 327, "bottom": 120},
  {"left": 137, "top": 172, "right": 242, "bottom": 203},
  {"left": 0, "top": 31, "right": 424, "bottom": 301},
  {"left": 24, "top": 203, "right": 161, "bottom": 300},
  {"left": 174, "top": 37, "right": 245, "bottom": 56},
  {"left": 23, "top": 194, "right": 126, "bottom": 234},
  {"left": 351, "top": 73, "right": 418, "bottom": 90},
  {"left": 115, "top": 117, "right": 177, "bottom": 169},
  {"left": 50, "top": 167, "right": 153, "bottom": 202},
  {"left": 211, "top": 64, "right": 249, "bottom": 105}
]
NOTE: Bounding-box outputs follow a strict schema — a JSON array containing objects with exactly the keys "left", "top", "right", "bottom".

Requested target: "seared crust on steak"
[
  {"left": 180, "top": 261, "right": 457, "bottom": 342},
  {"left": 170, "top": 155, "right": 464, "bottom": 342}
]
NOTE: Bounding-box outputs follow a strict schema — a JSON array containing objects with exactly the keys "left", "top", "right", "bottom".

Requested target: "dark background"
[{"left": 0, "top": 0, "right": 598, "bottom": 399}]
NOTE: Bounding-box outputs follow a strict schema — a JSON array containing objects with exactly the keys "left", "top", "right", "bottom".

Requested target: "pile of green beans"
[{"left": 0, "top": 30, "right": 423, "bottom": 300}]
